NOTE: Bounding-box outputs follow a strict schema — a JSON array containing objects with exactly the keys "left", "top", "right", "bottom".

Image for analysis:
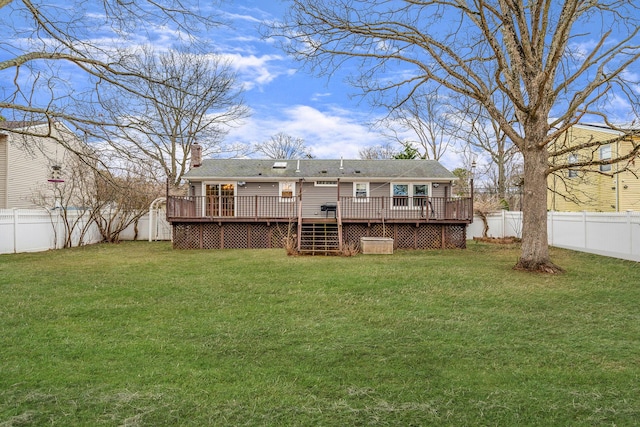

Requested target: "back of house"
[{"left": 167, "top": 158, "right": 473, "bottom": 252}]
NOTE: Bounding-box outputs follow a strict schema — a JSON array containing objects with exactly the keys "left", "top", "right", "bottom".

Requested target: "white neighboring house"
[{"left": 0, "top": 121, "right": 87, "bottom": 209}]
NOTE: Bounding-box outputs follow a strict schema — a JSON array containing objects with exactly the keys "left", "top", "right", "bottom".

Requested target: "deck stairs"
[{"left": 299, "top": 220, "right": 340, "bottom": 255}]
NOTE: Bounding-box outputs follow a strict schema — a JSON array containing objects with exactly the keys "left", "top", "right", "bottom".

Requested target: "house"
[
  {"left": 0, "top": 121, "right": 85, "bottom": 209},
  {"left": 167, "top": 158, "right": 473, "bottom": 252},
  {"left": 548, "top": 124, "right": 640, "bottom": 212}
]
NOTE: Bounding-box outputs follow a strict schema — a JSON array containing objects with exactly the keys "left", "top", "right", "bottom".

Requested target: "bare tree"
[
  {"left": 97, "top": 47, "right": 249, "bottom": 191},
  {"left": 31, "top": 151, "right": 100, "bottom": 248},
  {"left": 93, "top": 169, "right": 164, "bottom": 243},
  {"left": 359, "top": 142, "right": 397, "bottom": 159},
  {"left": 255, "top": 132, "right": 314, "bottom": 159},
  {"left": 0, "top": 1, "right": 220, "bottom": 164},
  {"left": 454, "top": 94, "right": 522, "bottom": 204},
  {"left": 374, "top": 87, "right": 456, "bottom": 161},
  {"left": 273, "top": 0, "right": 640, "bottom": 273},
  {"left": 474, "top": 195, "right": 503, "bottom": 239},
  {"left": 451, "top": 167, "right": 472, "bottom": 198}
]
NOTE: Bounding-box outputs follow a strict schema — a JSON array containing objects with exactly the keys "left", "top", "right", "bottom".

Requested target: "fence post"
[
  {"left": 548, "top": 211, "right": 553, "bottom": 246},
  {"left": 54, "top": 209, "right": 60, "bottom": 249},
  {"left": 627, "top": 211, "right": 632, "bottom": 256},
  {"left": 12, "top": 208, "right": 17, "bottom": 254},
  {"left": 583, "top": 211, "right": 588, "bottom": 248}
]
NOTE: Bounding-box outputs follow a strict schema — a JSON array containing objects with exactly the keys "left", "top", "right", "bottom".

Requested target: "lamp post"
[
  {"left": 470, "top": 160, "right": 477, "bottom": 218},
  {"left": 47, "top": 165, "right": 64, "bottom": 209}
]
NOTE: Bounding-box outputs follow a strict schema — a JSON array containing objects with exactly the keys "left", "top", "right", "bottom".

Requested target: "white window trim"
[
  {"left": 279, "top": 181, "right": 296, "bottom": 202},
  {"left": 202, "top": 182, "right": 237, "bottom": 216},
  {"left": 315, "top": 180, "right": 338, "bottom": 187},
  {"left": 390, "top": 182, "right": 432, "bottom": 209},
  {"left": 568, "top": 153, "right": 578, "bottom": 178},
  {"left": 600, "top": 144, "right": 612, "bottom": 172},
  {"left": 353, "top": 182, "right": 370, "bottom": 202}
]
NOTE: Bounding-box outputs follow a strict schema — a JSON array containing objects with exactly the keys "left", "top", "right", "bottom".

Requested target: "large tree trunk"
[{"left": 515, "top": 144, "right": 564, "bottom": 273}]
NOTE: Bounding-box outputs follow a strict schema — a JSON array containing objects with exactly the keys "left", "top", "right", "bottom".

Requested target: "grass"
[{"left": 1, "top": 241, "right": 639, "bottom": 426}]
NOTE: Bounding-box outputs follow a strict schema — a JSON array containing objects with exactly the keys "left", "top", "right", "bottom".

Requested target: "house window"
[
  {"left": 600, "top": 145, "right": 611, "bottom": 172},
  {"left": 391, "top": 183, "right": 430, "bottom": 207},
  {"left": 392, "top": 184, "right": 409, "bottom": 207},
  {"left": 353, "top": 182, "right": 369, "bottom": 201},
  {"left": 315, "top": 181, "right": 338, "bottom": 187},
  {"left": 413, "top": 184, "right": 428, "bottom": 207},
  {"left": 568, "top": 153, "right": 578, "bottom": 178},
  {"left": 279, "top": 181, "right": 296, "bottom": 201}
]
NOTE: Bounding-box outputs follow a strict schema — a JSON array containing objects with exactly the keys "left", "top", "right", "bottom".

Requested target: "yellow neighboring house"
[
  {"left": 548, "top": 123, "right": 640, "bottom": 212},
  {"left": 0, "top": 121, "right": 86, "bottom": 209}
]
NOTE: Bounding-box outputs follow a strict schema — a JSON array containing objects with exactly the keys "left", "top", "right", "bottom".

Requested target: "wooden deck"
[{"left": 167, "top": 195, "right": 473, "bottom": 224}]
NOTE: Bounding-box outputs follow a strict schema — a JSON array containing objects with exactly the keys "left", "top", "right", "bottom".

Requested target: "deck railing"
[
  {"left": 167, "top": 195, "right": 472, "bottom": 222},
  {"left": 339, "top": 196, "right": 472, "bottom": 221},
  {"left": 167, "top": 195, "right": 298, "bottom": 220}
]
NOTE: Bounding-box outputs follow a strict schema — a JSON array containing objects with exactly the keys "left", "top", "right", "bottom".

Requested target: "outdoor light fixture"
[{"left": 48, "top": 165, "right": 64, "bottom": 183}]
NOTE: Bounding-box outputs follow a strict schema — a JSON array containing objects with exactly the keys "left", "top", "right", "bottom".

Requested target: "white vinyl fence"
[
  {"left": 467, "top": 210, "right": 640, "bottom": 262},
  {"left": 0, "top": 208, "right": 171, "bottom": 254},
  {"left": 2, "top": 208, "right": 639, "bottom": 262}
]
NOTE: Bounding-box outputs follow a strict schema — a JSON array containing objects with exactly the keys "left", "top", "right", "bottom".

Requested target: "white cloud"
[
  {"left": 223, "top": 104, "right": 466, "bottom": 169},
  {"left": 221, "top": 12, "right": 263, "bottom": 24},
  {"left": 225, "top": 105, "right": 390, "bottom": 159},
  {"left": 311, "top": 92, "right": 332, "bottom": 101},
  {"left": 223, "top": 53, "right": 289, "bottom": 90}
]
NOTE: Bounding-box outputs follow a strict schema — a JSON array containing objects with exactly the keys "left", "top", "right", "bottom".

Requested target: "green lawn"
[{"left": 1, "top": 242, "right": 639, "bottom": 426}]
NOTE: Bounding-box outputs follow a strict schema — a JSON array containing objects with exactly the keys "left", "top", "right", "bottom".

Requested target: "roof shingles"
[{"left": 185, "top": 159, "right": 455, "bottom": 180}]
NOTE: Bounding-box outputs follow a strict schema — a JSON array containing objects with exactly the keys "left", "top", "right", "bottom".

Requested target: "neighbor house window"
[
  {"left": 279, "top": 181, "right": 296, "bottom": 201},
  {"left": 353, "top": 182, "right": 369, "bottom": 201},
  {"left": 568, "top": 153, "right": 578, "bottom": 178},
  {"left": 600, "top": 145, "right": 611, "bottom": 172}
]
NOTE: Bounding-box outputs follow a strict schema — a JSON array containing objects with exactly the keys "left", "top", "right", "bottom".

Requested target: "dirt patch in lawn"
[{"left": 473, "top": 236, "right": 521, "bottom": 244}]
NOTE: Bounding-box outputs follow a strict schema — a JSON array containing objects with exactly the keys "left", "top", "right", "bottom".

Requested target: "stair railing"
[{"left": 336, "top": 200, "right": 343, "bottom": 251}]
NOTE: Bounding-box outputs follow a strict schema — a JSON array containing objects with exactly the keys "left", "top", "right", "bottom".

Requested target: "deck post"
[
  {"left": 297, "top": 179, "right": 303, "bottom": 251},
  {"left": 337, "top": 178, "right": 343, "bottom": 251},
  {"left": 254, "top": 195, "right": 258, "bottom": 221}
]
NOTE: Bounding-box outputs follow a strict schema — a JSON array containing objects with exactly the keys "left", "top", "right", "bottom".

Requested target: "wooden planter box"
[{"left": 360, "top": 237, "right": 394, "bottom": 254}]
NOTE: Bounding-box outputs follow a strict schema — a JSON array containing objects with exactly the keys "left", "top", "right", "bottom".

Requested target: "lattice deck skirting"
[
  {"left": 172, "top": 222, "right": 294, "bottom": 249},
  {"left": 172, "top": 222, "right": 466, "bottom": 250},
  {"left": 342, "top": 223, "right": 466, "bottom": 249}
]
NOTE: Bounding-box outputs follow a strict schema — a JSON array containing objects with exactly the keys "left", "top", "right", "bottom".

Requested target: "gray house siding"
[
  {"left": 301, "top": 182, "right": 339, "bottom": 218},
  {"left": 369, "top": 182, "right": 390, "bottom": 198},
  {"left": 184, "top": 179, "right": 455, "bottom": 220},
  {"left": 239, "top": 182, "right": 279, "bottom": 197}
]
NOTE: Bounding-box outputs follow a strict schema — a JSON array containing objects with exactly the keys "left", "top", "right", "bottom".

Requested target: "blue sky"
[
  {"left": 209, "top": 1, "right": 400, "bottom": 163},
  {"left": 3, "top": 0, "right": 637, "bottom": 173},
  {"left": 1, "top": 0, "right": 399, "bottom": 163}
]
